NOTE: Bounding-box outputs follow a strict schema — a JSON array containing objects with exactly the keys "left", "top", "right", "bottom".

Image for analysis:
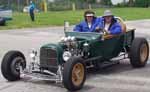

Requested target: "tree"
[
  {"left": 85, "top": 0, "right": 97, "bottom": 3},
  {"left": 123, "top": 0, "right": 126, "bottom": 5},
  {"left": 128, "top": 0, "right": 134, "bottom": 7},
  {"left": 134, "top": 0, "right": 150, "bottom": 7},
  {"left": 70, "top": 0, "right": 96, "bottom": 3},
  {"left": 100, "top": 0, "right": 112, "bottom": 6}
]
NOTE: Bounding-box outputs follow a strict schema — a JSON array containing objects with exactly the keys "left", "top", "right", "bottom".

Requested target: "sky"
[{"left": 111, "top": 0, "right": 129, "bottom": 5}]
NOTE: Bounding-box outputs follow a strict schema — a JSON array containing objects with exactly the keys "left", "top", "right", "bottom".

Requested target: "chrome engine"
[{"left": 60, "top": 36, "right": 82, "bottom": 62}]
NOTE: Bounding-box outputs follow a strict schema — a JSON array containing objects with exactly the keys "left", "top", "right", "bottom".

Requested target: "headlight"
[
  {"left": 61, "top": 37, "right": 65, "bottom": 41},
  {"left": 30, "top": 53, "right": 36, "bottom": 58},
  {"left": 63, "top": 51, "right": 72, "bottom": 61},
  {"left": 29, "top": 49, "right": 37, "bottom": 58}
]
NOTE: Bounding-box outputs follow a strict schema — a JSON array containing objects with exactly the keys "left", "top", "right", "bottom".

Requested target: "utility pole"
[
  {"left": 123, "top": 0, "right": 126, "bottom": 6},
  {"left": 123, "top": 0, "right": 126, "bottom": 4},
  {"left": 26, "top": 0, "right": 29, "bottom": 5},
  {"left": 43, "top": 0, "right": 47, "bottom": 12},
  {"left": 8, "top": 0, "right": 10, "bottom": 8},
  {"left": 129, "top": 0, "right": 134, "bottom": 7},
  {"left": 17, "top": 0, "right": 21, "bottom": 12}
]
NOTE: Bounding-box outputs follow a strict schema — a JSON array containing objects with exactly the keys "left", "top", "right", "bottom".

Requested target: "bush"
[
  {"left": 48, "top": 2, "right": 71, "bottom": 11},
  {"left": 134, "top": 0, "right": 150, "bottom": 7}
]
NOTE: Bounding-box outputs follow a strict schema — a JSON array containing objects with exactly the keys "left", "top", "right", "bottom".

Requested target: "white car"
[
  {"left": 23, "top": 6, "right": 29, "bottom": 13},
  {"left": 0, "top": 8, "right": 12, "bottom": 20},
  {"left": 23, "top": 6, "right": 39, "bottom": 13}
]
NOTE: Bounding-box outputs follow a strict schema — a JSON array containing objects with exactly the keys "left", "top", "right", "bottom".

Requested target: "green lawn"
[{"left": 0, "top": 8, "right": 150, "bottom": 30}]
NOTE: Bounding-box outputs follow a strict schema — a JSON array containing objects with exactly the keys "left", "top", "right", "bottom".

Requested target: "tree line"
[
  {"left": 1, "top": 0, "right": 150, "bottom": 7},
  {"left": 0, "top": 0, "right": 149, "bottom": 11},
  {"left": 117, "top": 0, "right": 150, "bottom": 7}
]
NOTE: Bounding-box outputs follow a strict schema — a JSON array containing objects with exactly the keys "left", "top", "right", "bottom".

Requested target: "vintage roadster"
[{"left": 1, "top": 17, "right": 149, "bottom": 91}]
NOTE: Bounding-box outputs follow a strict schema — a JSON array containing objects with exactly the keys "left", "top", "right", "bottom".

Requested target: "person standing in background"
[{"left": 29, "top": 1, "right": 35, "bottom": 21}]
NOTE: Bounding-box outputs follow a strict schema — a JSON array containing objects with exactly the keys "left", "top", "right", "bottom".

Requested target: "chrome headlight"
[
  {"left": 61, "top": 37, "right": 65, "bottom": 42},
  {"left": 63, "top": 51, "right": 72, "bottom": 61},
  {"left": 29, "top": 48, "right": 37, "bottom": 58}
]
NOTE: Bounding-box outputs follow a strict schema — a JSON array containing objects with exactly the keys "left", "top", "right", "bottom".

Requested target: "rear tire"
[
  {"left": 130, "top": 38, "right": 149, "bottom": 68},
  {"left": 63, "top": 57, "right": 86, "bottom": 91},
  {"left": 1, "top": 51, "right": 26, "bottom": 81}
]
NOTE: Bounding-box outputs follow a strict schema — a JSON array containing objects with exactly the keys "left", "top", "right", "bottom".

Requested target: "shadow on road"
[{"left": 87, "top": 59, "right": 150, "bottom": 77}]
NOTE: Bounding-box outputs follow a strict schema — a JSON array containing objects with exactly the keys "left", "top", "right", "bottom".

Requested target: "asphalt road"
[{"left": 0, "top": 20, "right": 150, "bottom": 92}]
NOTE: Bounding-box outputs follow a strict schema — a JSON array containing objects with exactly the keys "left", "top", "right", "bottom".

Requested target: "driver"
[
  {"left": 97, "top": 10, "right": 122, "bottom": 34},
  {"left": 73, "top": 10, "right": 100, "bottom": 32}
]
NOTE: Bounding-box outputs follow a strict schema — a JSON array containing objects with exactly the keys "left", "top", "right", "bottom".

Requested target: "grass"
[{"left": 0, "top": 8, "right": 150, "bottom": 30}]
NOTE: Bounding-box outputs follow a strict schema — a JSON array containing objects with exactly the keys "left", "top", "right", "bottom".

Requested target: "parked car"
[
  {"left": 23, "top": 6, "right": 39, "bottom": 13},
  {"left": 1, "top": 17, "right": 149, "bottom": 91},
  {"left": 0, "top": 17, "right": 5, "bottom": 26},
  {"left": 0, "top": 6, "right": 12, "bottom": 25}
]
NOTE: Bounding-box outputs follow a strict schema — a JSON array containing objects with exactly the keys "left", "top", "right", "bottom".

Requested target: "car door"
[{"left": 90, "top": 34, "right": 125, "bottom": 60}]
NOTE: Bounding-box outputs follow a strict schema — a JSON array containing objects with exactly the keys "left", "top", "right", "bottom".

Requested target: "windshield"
[
  {"left": 64, "top": 21, "right": 103, "bottom": 36},
  {"left": 65, "top": 31, "right": 103, "bottom": 41}
]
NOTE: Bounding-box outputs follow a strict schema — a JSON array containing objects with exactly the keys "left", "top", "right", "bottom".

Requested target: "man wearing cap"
[
  {"left": 73, "top": 10, "right": 100, "bottom": 32},
  {"left": 97, "top": 10, "right": 122, "bottom": 34}
]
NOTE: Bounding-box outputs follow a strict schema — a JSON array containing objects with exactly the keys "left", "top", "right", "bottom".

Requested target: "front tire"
[
  {"left": 130, "top": 38, "right": 149, "bottom": 67},
  {"left": 1, "top": 51, "right": 26, "bottom": 81},
  {"left": 0, "top": 17, "right": 6, "bottom": 26},
  {"left": 63, "top": 57, "right": 86, "bottom": 91}
]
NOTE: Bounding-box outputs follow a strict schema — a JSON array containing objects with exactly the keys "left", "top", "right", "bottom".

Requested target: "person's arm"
[
  {"left": 29, "top": 5, "right": 31, "bottom": 11},
  {"left": 109, "top": 23, "right": 122, "bottom": 34},
  {"left": 96, "top": 21, "right": 104, "bottom": 32},
  {"left": 73, "top": 23, "right": 82, "bottom": 32}
]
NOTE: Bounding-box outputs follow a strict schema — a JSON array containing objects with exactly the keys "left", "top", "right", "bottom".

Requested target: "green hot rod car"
[{"left": 1, "top": 18, "right": 149, "bottom": 91}]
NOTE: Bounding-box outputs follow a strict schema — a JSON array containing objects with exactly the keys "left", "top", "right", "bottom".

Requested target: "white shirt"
[
  {"left": 104, "top": 23, "right": 111, "bottom": 31},
  {"left": 88, "top": 23, "right": 92, "bottom": 29}
]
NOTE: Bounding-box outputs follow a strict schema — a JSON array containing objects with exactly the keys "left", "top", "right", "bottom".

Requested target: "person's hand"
[
  {"left": 95, "top": 27, "right": 100, "bottom": 32},
  {"left": 95, "top": 27, "right": 103, "bottom": 32},
  {"left": 104, "top": 30, "right": 111, "bottom": 35}
]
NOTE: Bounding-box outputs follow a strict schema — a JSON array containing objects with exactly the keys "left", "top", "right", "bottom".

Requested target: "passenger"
[
  {"left": 97, "top": 10, "right": 122, "bottom": 34},
  {"left": 73, "top": 10, "right": 100, "bottom": 32}
]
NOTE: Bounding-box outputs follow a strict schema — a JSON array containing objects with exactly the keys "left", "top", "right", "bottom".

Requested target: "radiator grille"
[{"left": 40, "top": 47, "right": 58, "bottom": 67}]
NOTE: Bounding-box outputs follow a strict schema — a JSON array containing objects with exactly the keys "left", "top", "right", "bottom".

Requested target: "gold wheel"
[
  {"left": 72, "top": 63, "right": 84, "bottom": 86},
  {"left": 63, "top": 57, "right": 86, "bottom": 91},
  {"left": 130, "top": 38, "right": 149, "bottom": 67},
  {"left": 140, "top": 43, "right": 148, "bottom": 63}
]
